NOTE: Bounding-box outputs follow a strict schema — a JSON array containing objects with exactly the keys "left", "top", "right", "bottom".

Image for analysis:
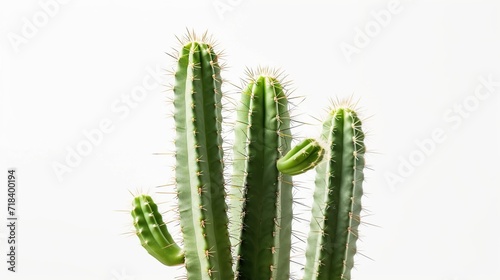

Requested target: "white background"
[{"left": 1, "top": 0, "right": 500, "bottom": 279}]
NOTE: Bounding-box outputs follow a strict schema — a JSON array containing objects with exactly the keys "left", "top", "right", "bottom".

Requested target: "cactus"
[
  {"left": 129, "top": 32, "right": 367, "bottom": 280},
  {"left": 303, "top": 105, "right": 366, "bottom": 280},
  {"left": 229, "top": 69, "right": 294, "bottom": 280}
]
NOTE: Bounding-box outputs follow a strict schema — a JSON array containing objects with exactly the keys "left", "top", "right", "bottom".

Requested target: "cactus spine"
[
  {"left": 303, "top": 105, "right": 365, "bottom": 280},
  {"left": 230, "top": 70, "right": 293, "bottom": 280}
]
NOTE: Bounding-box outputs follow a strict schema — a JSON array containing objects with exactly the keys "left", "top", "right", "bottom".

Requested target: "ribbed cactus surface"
[
  {"left": 230, "top": 71, "right": 293, "bottom": 280},
  {"left": 131, "top": 195, "right": 184, "bottom": 266},
  {"left": 303, "top": 106, "right": 365, "bottom": 280},
  {"left": 172, "top": 37, "right": 233, "bottom": 280}
]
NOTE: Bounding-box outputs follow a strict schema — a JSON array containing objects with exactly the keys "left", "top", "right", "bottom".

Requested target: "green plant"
[{"left": 130, "top": 32, "right": 366, "bottom": 280}]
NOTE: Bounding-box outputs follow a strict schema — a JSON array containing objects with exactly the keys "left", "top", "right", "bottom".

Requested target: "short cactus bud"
[
  {"left": 131, "top": 195, "right": 184, "bottom": 266},
  {"left": 277, "top": 138, "right": 325, "bottom": 175}
]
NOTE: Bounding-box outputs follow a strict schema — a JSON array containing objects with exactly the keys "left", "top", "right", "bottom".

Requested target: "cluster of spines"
[
  {"left": 303, "top": 103, "right": 365, "bottom": 280},
  {"left": 229, "top": 68, "right": 294, "bottom": 280},
  {"left": 171, "top": 32, "right": 233, "bottom": 280}
]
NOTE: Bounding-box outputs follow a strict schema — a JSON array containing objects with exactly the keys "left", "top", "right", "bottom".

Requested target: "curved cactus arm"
[
  {"left": 131, "top": 195, "right": 184, "bottom": 266},
  {"left": 277, "top": 138, "right": 325, "bottom": 175},
  {"left": 173, "top": 35, "right": 233, "bottom": 280},
  {"left": 230, "top": 71, "right": 293, "bottom": 280},
  {"left": 304, "top": 106, "right": 365, "bottom": 280}
]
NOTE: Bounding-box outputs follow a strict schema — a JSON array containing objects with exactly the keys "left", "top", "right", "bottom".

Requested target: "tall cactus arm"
[
  {"left": 304, "top": 106, "right": 365, "bottom": 280},
  {"left": 173, "top": 36, "right": 233, "bottom": 280},
  {"left": 230, "top": 71, "right": 294, "bottom": 280}
]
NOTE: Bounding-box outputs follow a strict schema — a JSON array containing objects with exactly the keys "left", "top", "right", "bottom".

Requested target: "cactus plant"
[{"left": 130, "top": 32, "right": 367, "bottom": 280}]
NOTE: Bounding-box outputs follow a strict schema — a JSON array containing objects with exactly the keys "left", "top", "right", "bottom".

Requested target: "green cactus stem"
[
  {"left": 172, "top": 33, "right": 233, "bottom": 280},
  {"left": 303, "top": 105, "right": 366, "bottom": 280},
  {"left": 277, "top": 138, "right": 325, "bottom": 175},
  {"left": 131, "top": 195, "right": 184, "bottom": 266},
  {"left": 230, "top": 69, "right": 294, "bottom": 280}
]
